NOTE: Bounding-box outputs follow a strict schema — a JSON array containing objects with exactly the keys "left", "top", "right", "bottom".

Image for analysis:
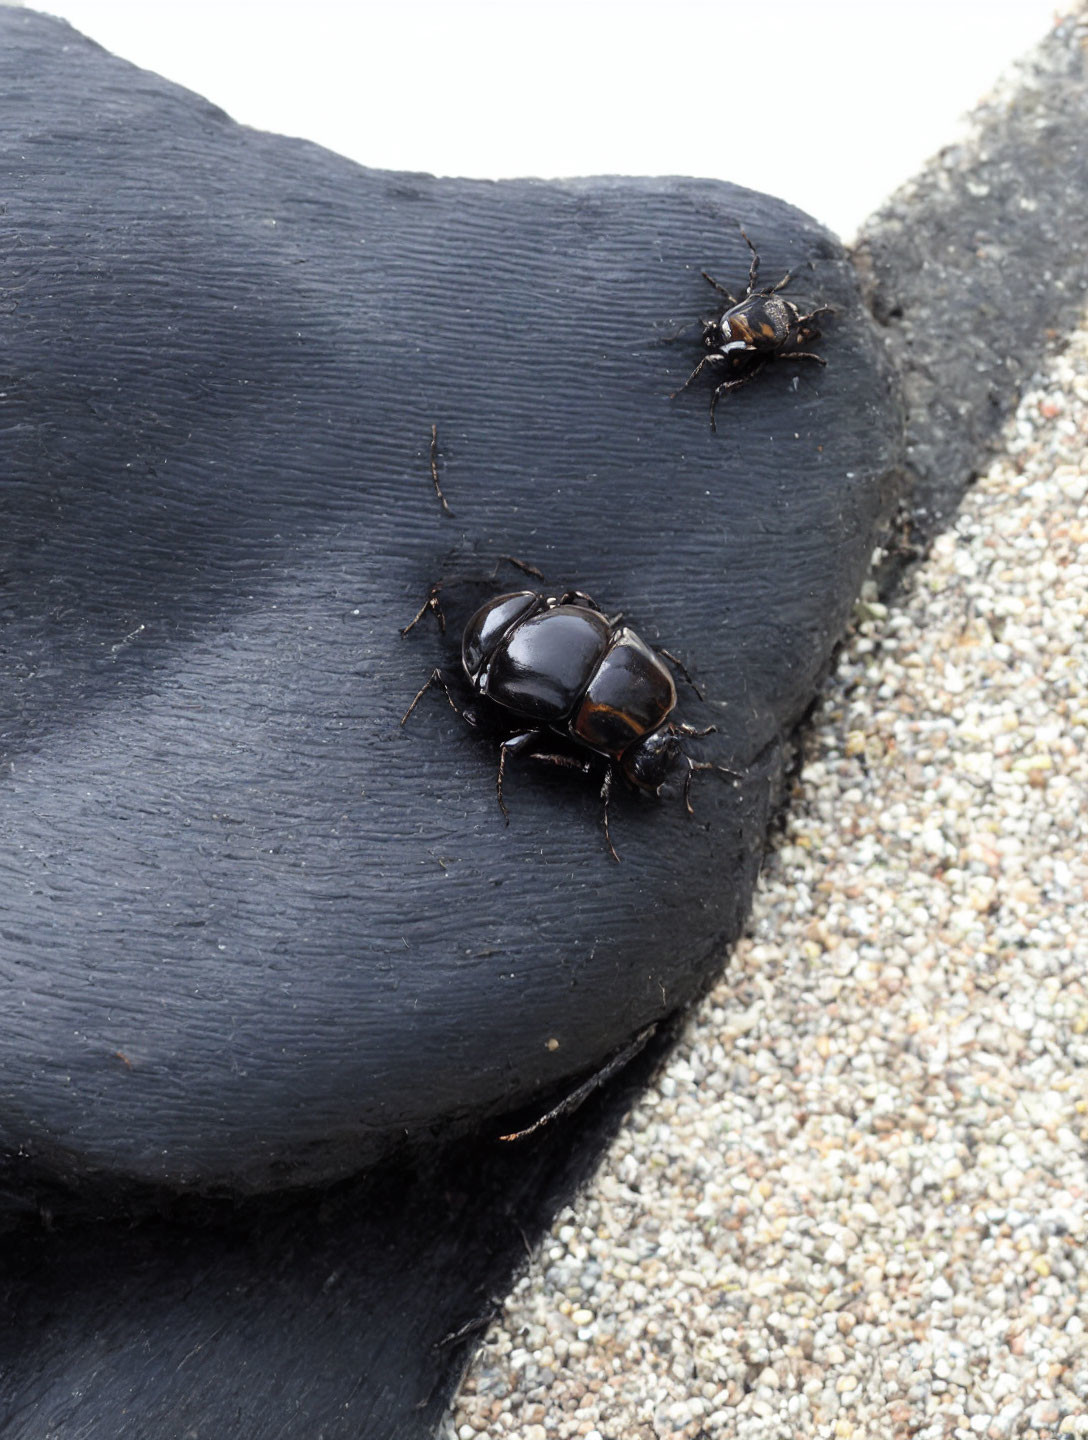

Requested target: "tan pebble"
[{"left": 845, "top": 730, "right": 867, "bottom": 757}]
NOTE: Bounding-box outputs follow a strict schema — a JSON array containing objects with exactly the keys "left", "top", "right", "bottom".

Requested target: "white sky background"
[{"left": 23, "top": 0, "right": 1065, "bottom": 239}]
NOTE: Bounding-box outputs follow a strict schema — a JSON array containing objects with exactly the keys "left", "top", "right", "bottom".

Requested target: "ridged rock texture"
[{"left": 0, "top": 8, "right": 901, "bottom": 1436}]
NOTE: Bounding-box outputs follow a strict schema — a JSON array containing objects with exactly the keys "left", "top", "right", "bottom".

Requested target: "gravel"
[{"left": 449, "top": 322, "right": 1088, "bottom": 1438}]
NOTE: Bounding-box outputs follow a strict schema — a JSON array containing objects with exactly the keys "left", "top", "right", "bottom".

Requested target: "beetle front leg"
[
  {"left": 493, "top": 555, "right": 545, "bottom": 582},
  {"left": 765, "top": 269, "right": 794, "bottom": 296},
  {"left": 683, "top": 758, "right": 742, "bottom": 817},
  {"left": 670, "top": 351, "right": 725, "bottom": 399},
  {"left": 701, "top": 271, "right": 738, "bottom": 305},
  {"left": 736, "top": 227, "right": 762, "bottom": 297},
  {"left": 673, "top": 720, "right": 715, "bottom": 738}
]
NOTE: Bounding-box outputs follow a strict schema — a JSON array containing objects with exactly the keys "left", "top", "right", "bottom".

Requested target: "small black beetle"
[
  {"left": 402, "top": 587, "right": 736, "bottom": 860},
  {"left": 673, "top": 228, "right": 831, "bottom": 429}
]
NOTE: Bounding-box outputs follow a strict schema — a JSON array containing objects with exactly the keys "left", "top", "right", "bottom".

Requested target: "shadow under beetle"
[
  {"left": 401, "top": 584, "right": 738, "bottom": 861},
  {"left": 673, "top": 228, "right": 831, "bottom": 430}
]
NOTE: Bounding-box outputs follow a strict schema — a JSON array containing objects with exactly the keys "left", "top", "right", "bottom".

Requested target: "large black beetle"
[{"left": 402, "top": 587, "right": 736, "bottom": 859}]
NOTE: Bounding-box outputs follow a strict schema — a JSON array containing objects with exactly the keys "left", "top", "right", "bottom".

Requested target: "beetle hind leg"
[
  {"left": 600, "top": 768, "right": 619, "bottom": 863},
  {"left": 401, "top": 667, "right": 473, "bottom": 727},
  {"left": 496, "top": 732, "right": 592, "bottom": 822},
  {"left": 428, "top": 422, "right": 453, "bottom": 517},
  {"left": 401, "top": 583, "right": 446, "bottom": 637},
  {"left": 795, "top": 304, "right": 833, "bottom": 329},
  {"left": 709, "top": 362, "right": 765, "bottom": 430},
  {"left": 494, "top": 554, "right": 545, "bottom": 582}
]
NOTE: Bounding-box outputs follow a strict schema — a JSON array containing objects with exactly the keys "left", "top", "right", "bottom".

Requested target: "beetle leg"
[
  {"left": 683, "top": 758, "right": 742, "bottom": 817},
  {"left": 428, "top": 422, "right": 452, "bottom": 517},
  {"left": 496, "top": 730, "right": 546, "bottom": 820},
  {"left": 600, "top": 768, "right": 620, "bottom": 863},
  {"left": 497, "top": 732, "right": 591, "bottom": 820},
  {"left": 701, "top": 271, "right": 738, "bottom": 305},
  {"left": 673, "top": 721, "right": 715, "bottom": 738},
  {"left": 795, "top": 304, "right": 833, "bottom": 328},
  {"left": 779, "top": 351, "right": 827, "bottom": 366},
  {"left": 709, "top": 362, "right": 765, "bottom": 430},
  {"left": 738, "top": 227, "right": 760, "bottom": 297},
  {"left": 401, "top": 668, "right": 473, "bottom": 727},
  {"left": 499, "top": 1023, "right": 657, "bottom": 1141},
  {"left": 494, "top": 554, "right": 546, "bottom": 582},
  {"left": 670, "top": 351, "right": 726, "bottom": 399},
  {"left": 496, "top": 734, "right": 527, "bottom": 821},
  {"left": 765, "top": 269, "right": 794, "bottom": 296},
  {"left": 401, "top": 584, "right": 446, "bottom": 636},
  {"left": 655, "top": 647, "right": 704, "bottom": 701},
  {"left": 556, "top": 590, "right": 601, "bottom": 610}
]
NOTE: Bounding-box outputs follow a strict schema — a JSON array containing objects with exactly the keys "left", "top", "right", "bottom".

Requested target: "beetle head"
[{"left": 621, "top": 728, "right": 681, "bottom": 795}]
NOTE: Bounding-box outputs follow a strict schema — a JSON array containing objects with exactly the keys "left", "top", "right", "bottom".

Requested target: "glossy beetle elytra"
[
  {"left": 673, "top": 228, "right": 831, "bottom": 430},
  {"left": 401, "top": 585, "right": 737, "bottom": 861}
]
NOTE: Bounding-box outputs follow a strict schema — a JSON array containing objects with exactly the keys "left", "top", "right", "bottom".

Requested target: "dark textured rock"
[
  {"left": 0, "top": 9, "right": 908, "bottom": 1439},
  {"left": 0, "top": 8, "right": 901, "bottom": 1206},
  {"left": 853, "top": 7, "right": 1088, "bottom": 547},
  {"left": 0, "top": 1037, "right": 671, "bottom": 1440}
]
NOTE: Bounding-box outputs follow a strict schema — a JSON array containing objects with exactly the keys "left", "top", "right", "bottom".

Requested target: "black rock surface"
[
  {"left": 0, "top": 8, "right": 901, "bottom": 1207},
  {"left": 0, "top": 1044, "right": 672, "bottom": 1440},
  {"left": 854, "top": 6, "right": 1088, "bottom": 546}
]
